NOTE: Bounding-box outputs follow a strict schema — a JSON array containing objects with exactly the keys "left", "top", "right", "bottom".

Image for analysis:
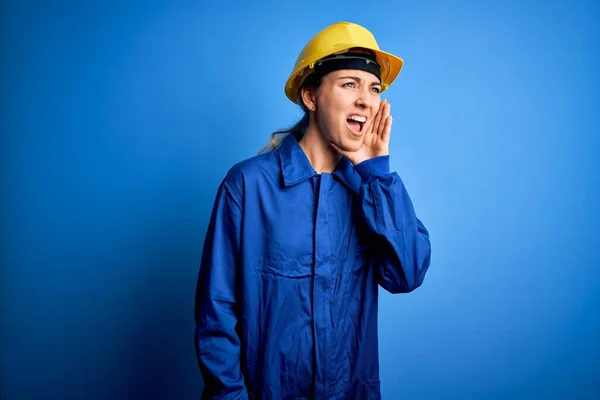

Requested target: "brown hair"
[{"left": 257, "top": 73, "right": 322, "bottom": 154}]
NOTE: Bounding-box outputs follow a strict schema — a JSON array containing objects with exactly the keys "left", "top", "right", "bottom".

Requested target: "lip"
[
  {"left": 347, "top": 113, "right": 368, "bottom": 137},
  {"left": 346, "top": 119, "right": 365, "bottom": 137}
]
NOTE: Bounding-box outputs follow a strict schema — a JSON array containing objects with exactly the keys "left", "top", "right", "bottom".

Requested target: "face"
[{"left": 302, "top": 69, "right": 382, "bottom": 152}]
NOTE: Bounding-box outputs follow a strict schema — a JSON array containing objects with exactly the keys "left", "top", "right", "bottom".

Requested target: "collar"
[
  {"left": 277, "top": 132, "right": 317, "bottom": 186},
  {"left": 332, "top": 155, "right": 362, "bottom": 194},
  {"left": 277, "top": 132, "right": 362, "bottom": 194}
]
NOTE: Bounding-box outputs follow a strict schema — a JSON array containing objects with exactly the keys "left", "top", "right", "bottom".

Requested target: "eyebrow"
[{"left": 338, "top": 75, "right": 382, "bottom": 86}]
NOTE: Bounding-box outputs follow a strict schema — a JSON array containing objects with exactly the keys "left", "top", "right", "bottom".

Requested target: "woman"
[{"left": 194, "top": 21, "right": 432, "bottom": 399}]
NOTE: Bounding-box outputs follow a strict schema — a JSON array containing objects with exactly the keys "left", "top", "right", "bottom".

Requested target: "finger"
[
  {"left": 376, "top": 101, "right": 390, "bottom": 137},
  {"left": 383, "top": 102, "right": 391, "bottom": 128},
  {"left": 381, "top": 115, "right": 392, "bottom": 144},
  {"left": 378, "top": 102, "right": 390, "bottom": 137},
  {"left": 371, "top": 99, "right": 385, "bottom": 136}
]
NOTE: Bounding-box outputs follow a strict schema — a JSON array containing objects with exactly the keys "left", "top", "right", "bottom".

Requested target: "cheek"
[
  {"left": 318, "top": 108, "right": 344, "bottom": 132},
  {"left": 315, "top": 92, "right": 349, "bottom": 134}
]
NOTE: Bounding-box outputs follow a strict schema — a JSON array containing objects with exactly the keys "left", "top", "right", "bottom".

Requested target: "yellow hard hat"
[{"left": 285, "top": 21, "right": 404, "bottom": 104}]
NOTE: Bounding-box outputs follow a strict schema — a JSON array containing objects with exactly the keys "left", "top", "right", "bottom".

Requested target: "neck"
[{"left": 298, "top": 122, "right": 342, "bottom": 174}]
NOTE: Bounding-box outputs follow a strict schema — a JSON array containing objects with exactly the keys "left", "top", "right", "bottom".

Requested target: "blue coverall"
[{"left": 195, "top": 131, "right": 432, "bottom": 399}]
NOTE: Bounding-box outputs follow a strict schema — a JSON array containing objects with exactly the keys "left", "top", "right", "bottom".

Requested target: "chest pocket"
[{"left": 262, "top": 253, "right": 313, "bottom": 278}]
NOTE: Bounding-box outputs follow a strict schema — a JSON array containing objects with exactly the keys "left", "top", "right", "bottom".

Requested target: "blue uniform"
[{"left": 194, "top": 132, "right": 432, "bottom": 399}]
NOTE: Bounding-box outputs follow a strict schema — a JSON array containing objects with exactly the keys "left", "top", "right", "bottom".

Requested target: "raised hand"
[{"left": 332, "top": 99, "right": 392, "bottom": 165}]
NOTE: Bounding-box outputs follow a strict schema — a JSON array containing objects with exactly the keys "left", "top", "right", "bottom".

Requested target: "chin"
[{"left": 334, "top": 136, "right": 363, "bottom": 153}]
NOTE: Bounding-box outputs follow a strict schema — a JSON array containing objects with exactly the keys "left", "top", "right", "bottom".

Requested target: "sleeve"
[
  {"left": 354, "top": 155, "right": 432, "bottom": 294},
  {"left": 194, "top": 175, "right": 249, "bottom": 400}
]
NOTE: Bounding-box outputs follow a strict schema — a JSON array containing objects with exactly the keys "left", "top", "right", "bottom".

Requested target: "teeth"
[{"left": 348, "top": 115, "right": 367, "bottom": 123}]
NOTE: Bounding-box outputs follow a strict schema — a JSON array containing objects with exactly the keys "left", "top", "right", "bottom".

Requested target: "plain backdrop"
[{"left": 1, "top": 0, "right": 599, "bottom": 399}]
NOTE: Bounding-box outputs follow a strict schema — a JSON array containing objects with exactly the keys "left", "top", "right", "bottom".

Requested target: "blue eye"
[{"left": 342, "top": 82, "right": 356, "bottom": 88}]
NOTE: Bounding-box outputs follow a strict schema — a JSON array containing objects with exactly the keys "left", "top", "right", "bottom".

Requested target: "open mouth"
[{"left": 347, "top": 115, "right": 367, "bottom": 135}]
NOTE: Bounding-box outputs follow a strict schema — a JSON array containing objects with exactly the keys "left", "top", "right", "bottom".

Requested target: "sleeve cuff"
[{"left": 355, "top": 155, "right": 390, "bottom": 183}]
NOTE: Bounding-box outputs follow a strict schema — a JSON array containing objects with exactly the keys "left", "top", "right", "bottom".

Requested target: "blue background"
[{"left": 1, "top": 0, "right": 599, "bottom": 399}]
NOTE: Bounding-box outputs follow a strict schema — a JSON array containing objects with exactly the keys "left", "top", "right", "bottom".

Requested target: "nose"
[
  {"left": 355, "top": 86, "right": 377, "bottom": 110},
  {"left": 355, "top": 94, "right": 367, "bottom": 109}
]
